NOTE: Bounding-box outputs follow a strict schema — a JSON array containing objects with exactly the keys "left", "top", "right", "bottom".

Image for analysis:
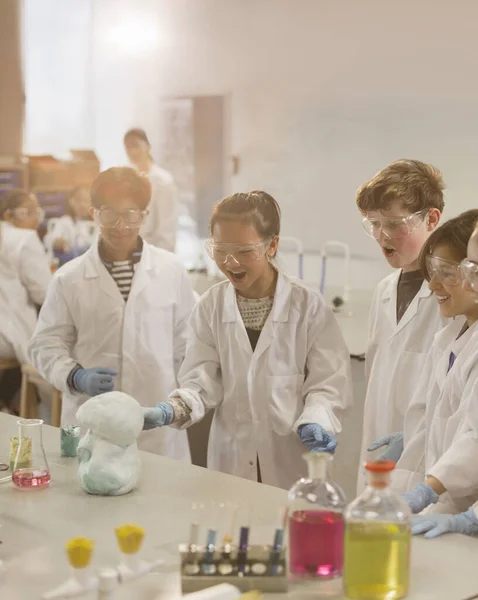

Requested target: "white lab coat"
[
  {"left": 170, "top": 271, "right": 353, "bottom": 490},
  {"left": 140, "top": 164, "right": 178, "bottom": 252},
  {"left": 0, "top": 221, "right": 52, "bottom": 306},
  {"left": 28, "top": 240, "right": 195, "bottom": 459},
  {"left": 357, "top": 271, "right": 447, "bottom": 493},
  {"left": 397, "top": 319, "right": 478, "bottom": 514},
  {"left": 43, "top": 215, "right": 98, "bottom": 255}
]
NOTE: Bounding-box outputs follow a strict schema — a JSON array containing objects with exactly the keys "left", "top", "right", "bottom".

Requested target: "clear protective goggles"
[
  {"left": 205, "top": 237, "right": 272, "bottom": 265},
  {"left": 9, "top": 206, "right": 45, "bottom": 222},
  {"left": 460, "top": 259, "right": 478, "bottom": 292},
  {"left": 362, "top": 209, "right": 429, "bottom": 240},
  {"left": 426, "top": 255, "right": 462, "bottom": 286},
  {"left": 94, "top": 207, "right": 147, "bottom": 229}
]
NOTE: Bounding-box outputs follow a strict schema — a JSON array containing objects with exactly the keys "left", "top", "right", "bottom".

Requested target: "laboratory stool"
[{"left": 20, "top": 364, "right": 62, "bottom": 427}]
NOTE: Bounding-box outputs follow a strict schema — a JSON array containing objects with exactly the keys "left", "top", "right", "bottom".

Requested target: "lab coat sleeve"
[
  {"left": 173, "top": 268, "right": 197, "bottom": 377},
  {"left": 28, "top": 275, "right": 80, "bottom": 393},
  {"left": 427, "top": 377, "right": 478, "bottom": 499},
  {"left": 364, "top": 283, "right": 380, "bottom": 379},
  {"left": 168, "top": 300, "right": 223, "bottom": 427},
  {"left": 142, "top": 179, "right": 178, "bottom": 251},
  {"left": 293, "top": 302, "right": 353, "bottom": 435},
  {"left": 18, "top": 232, "right": 52, "bottom": 305}
]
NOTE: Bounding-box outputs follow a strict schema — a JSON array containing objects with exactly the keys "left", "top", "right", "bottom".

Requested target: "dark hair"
[
  {"left": 124, "top": 128, "right": 150, "bottom": 146},
  {"left": 357, "top": 159, "right": 445, "bottom": 214},
  {"left": 66, "top": 185, "right": 89, "bottom": 218},
  {"left": 209, "top": 190, "right": 281, "bottom": 239},
  {"left": 419, "top": 209, "right": 478, "bottom": 280},
  {"left": 0, "top": 189, "right": 32, "bottom": 220},
  {"left": 90, "top": 167, "right": 151, "bottom": 210}
]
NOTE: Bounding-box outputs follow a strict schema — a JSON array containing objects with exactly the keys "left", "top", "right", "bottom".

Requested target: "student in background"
[
  {"left": 142, "top": 190, "right": 352, "bottom": 490},
  {"left": 356, "top": 160, "right": 446, "bottom": 494},
  {"left": 0, "top": 189, "right": 52, "bottom": 307},
  {"left": 43, "top": 185, "right": 98, "bottom": 262},
  {"left": 124, "top": 128, "right": 178, "bottom": 252},
  {"left": 29, "top": 167, "right": 194, "bottom": 459}
]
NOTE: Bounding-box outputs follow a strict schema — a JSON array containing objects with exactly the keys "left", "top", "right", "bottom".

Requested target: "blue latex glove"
[
  {"left": 368, "top": 432, "right": 404, "bottom": 463},
  {"left": 73, "top": 367, "right": 117, "bottom": 396},
  {"left": 143, "top": 403, "right": 175, "bottom": 430},
  {"left": 402, "top": 483, "right": 439, "bottom": 514},
  {"left": 298, "top": 423, "right": 337, "bottom": 453},
  {"left": 412, "top": 508, "right": 478, "bottom": 539}
]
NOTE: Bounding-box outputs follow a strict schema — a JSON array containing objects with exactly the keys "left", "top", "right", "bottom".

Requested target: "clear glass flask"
[
  {"left": 12, "top": 419, "right": 51, "bottom": 489},
  {"left": 343, "top": 460, "right": 411, "bottom": 600},
  {"left": 287, "top": 452, "right": 346, "bottom": 580}
]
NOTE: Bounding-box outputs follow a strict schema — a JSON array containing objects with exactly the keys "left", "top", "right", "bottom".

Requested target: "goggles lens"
[
  {"left": 460, "top": 259, "right": 478, "bottom": 292},
  {"left": 362, "top": 209, "right": 428, "bottom": 240},
  {"left": 205, "top": 238, "right": 271, "bottom": 265},
  {"left": 426, "top": 255, "right": 462, "bottom": 286},
  {"left": 94, "top": 208, "right": 146, "bottom": 228}
]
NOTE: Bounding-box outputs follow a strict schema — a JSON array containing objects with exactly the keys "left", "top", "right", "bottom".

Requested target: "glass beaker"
[
  {"left": 12, "top": 419, "right": 51, "bottom": 489},
  {"left": 287, "top": 452, "right": 346, "bottom": 580},
  {"left": 343, "top": 460, "right": 411, "bottom": 600}
]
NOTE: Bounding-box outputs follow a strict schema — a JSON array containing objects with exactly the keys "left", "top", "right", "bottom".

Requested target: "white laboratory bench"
[{"left": 1, "top": 415, "right": 478, "bottom": 600}]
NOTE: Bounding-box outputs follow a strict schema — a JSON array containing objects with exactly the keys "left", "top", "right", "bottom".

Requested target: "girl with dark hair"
[{"left": 142, "top": 190, "right": 353, "bottom": 490}]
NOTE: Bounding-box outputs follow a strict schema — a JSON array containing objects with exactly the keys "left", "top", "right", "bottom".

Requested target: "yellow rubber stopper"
[
  {"left": 66, "top": 537, "right": 94, "bottom": 569},
  {"left": 115, "top": 524, "right": 145, "bottom": 554}
]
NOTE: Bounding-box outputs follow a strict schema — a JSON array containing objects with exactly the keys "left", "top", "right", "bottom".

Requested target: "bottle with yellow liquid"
[{"left": 343, "top": 460, "right": 411, "bottom": 600}]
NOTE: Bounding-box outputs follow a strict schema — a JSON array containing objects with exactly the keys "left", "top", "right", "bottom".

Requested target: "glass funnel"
[
  {"left": 287, "top": 452, "right": 346, "bottom": 580},
  {"left": 12, "top": 419, "right": 51, "bottom": 489},
  {"left": 343, "top": 460, "right": 411, "bottom": 600}
]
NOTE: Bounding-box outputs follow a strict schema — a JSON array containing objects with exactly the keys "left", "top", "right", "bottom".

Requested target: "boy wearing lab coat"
[
  {"left": 28, "top": 167, "right": 195, "bottom": 459},
  {"left": 356, "top": 159, "right": 446, "bottom": 493}
]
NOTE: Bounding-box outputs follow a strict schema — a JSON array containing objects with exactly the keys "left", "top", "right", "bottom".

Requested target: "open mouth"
[
  {"left": 382, "top": 245, "right": 396, "bottom": 257},
  {"left": 436, "top": 294, "right": 450, "bottom": 305},
  {"left": 227, "top": 270, "right": 247, "bottom": 283}
]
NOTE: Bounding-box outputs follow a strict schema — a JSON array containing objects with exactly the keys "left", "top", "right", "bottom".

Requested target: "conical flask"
[
  {"left": 287, "top": 452, "right": 346, "bottom": 580},
  {"left": 12, "top": 419, "right": 51, "bottom": 489}
]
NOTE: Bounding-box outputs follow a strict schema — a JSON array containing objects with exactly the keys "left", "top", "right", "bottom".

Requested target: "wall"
[{"left": 23, "top": 0, "right": 478, "bottom": 277}]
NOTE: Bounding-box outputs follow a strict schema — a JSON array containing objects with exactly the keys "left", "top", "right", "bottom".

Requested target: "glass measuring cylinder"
[
  {"left": 12, "top": 419, "right": 51, "bottom": 489},
  {"left": 344, "top": 460, "right": 411, "bottom": 600},
  {"left": 287, "top": 452, "right": 346, "bottom": 580}
]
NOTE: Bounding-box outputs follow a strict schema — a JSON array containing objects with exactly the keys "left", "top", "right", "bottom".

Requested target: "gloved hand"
[
  {"left": 73, "top": 367, "right": 117, "bottom": 396},
  {"left": 368, "top": 432, "right": 404, "bottom": 463},
  {"left": 412, "top": 508, "right": 478, "bottom": 539},
  {"left": 298, "top": 423, "right": 337, "bottom": 453},
  {"left": 143, "top": 402, "right": 175, "bottom": 430},
  {"left": 402, "top": 483, "right": 439, "bottom": 514}
]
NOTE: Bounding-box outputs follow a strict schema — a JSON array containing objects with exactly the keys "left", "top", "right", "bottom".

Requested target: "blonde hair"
[{"left": 356, "top": 159, "right": 445, "bottom": 214}]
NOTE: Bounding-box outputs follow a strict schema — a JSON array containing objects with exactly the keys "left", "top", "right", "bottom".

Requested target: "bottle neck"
[
  {"left": 367, "top": 472, "right": 391, "bottom": 489},
  {"left": 307, "top": 458, "right": 327, "bottom": 480}
]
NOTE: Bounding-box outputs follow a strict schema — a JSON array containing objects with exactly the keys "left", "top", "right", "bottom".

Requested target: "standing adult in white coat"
[
  {"left": 355, "top": 160, "right": 446, "bottom": 493},
  {"left": 142, "top": 190, "right": 352, "bottom": 490},
  {"left": 28, "top": 167, "right": 194, "bottom": 459},
  {"left": 0, "top": 189, "right": 52, "bottom": 306},
  {"left": 397, "top": 211, "right": 478, "bottom": 517},
  {"left": 124, "top": 128, "right": 178, "bottom": 252}
]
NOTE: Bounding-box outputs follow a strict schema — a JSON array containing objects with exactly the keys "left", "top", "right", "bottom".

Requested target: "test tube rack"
[{"left": 179, "top": 544, "right": 288, "bottom": 594}]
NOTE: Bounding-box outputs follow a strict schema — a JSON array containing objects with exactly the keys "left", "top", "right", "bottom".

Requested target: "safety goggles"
[
  {"left": 8, "top": 207, "right": 45, "bottom": 222},
  {"left": 460, "top": 259, "right": 478, "bottom": 292},
  {"left": 426, "top": 255, "right": 462, "bottom": 286},
  {"left": 94, "top": 208, "right": 147, "bottom": 229},
  {"left": 362, "top": 209, "right": 429, "bottom": 240},
  {"left": 205, "top": 238, "right": 272, "bottom": 265}
]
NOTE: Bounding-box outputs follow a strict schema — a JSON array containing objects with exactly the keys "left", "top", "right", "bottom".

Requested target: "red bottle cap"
[{"left": 364, "top": 459, "right": 396, "bottom": 472}]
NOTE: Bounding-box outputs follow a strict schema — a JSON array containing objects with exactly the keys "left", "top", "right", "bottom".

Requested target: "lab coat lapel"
[
  {"left": 84, "top": 243, "right": 123, "bottom": 303},
  {"left": 394, "top": 279, "right": 432, "bottom": 336},
  {"left": 253, "top": 272, "right": 290, "bottom": 363},
  {"left": 127, "top": 242, "right": 152, "bottom": 303},
  {"left": 383, "top": 271, "right": 400, "bottom": 330},
  {"left": 222, "top": 283, "right": 253, "bottom": 358}
]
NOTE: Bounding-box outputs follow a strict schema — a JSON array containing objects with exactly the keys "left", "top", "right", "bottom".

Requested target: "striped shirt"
[{"left": 99, "top": 238, "right": 143, "bottom": 302}]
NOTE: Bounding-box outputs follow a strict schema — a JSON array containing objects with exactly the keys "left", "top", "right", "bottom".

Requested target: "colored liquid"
[
  {"left": 344, "top": 521, "right": 410, "bottom": 600},
  {"left": 288, "top": 510, "right": 344, "bottom": 579},
  {"left": 12, "top": 468, "right": 51, "bottom": 489}
]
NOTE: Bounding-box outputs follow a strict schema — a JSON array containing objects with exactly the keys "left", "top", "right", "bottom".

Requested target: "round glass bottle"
[
  {"left": 343, "top": 460, "right": 411, "bottom": 600},
  {"left": 287, "top": 452, "right": 346, "bottom": 580}
]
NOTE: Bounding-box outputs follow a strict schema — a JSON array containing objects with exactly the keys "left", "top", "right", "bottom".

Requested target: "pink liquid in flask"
[
  {"left": 289, "top": 509, "right": 344, "bottom": 578},
  {"left": 12, "top": 468, "right": 51, "bottom": 489}
]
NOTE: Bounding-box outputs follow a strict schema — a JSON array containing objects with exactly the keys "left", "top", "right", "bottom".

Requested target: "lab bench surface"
[{"left": 1, "top": 414, "right": 477, "bottom": 600}]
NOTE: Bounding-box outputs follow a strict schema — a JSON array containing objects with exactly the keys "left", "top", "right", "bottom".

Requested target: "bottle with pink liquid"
[
  {"left": 287, "top": 452, "right": 346, "bottom": 580},
  {"left": 12, "top": 418, "right": 51, "bottom": 490}
]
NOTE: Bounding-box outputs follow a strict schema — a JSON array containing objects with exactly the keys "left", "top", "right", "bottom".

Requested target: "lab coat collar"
[
  {"left": 384, "top": 271, "right": 432, "bottom": 335},
  {"left": 382, "top": 270, "right": 432, "bottom": 301},
  {"left": 222, "top": 270, "right": 291, "bottom": 324}
]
